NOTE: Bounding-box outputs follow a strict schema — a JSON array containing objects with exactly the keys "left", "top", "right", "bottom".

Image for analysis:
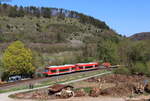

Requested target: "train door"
[
  {"left": 69, "top": 67, "right": 72, "bottom": 72},
  {"left": 57, "top": 69, "right": 59, "bottom": 74},
  {"left": 83, "top": 66, "right": 85, "bottom": 70}
]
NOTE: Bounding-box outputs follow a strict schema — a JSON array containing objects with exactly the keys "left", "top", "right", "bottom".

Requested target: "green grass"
[
  {"left": 40, "top": 69, "right": 108, "bottom": 86},
  {"left": 0, "top": 16, "right": 106, "bottom": 44},
  {"left": 0, "top": 86, "right": 27, "bottom": 93},
  {"left": 75, "top": 87, "right": 92, "bottom": 93}
]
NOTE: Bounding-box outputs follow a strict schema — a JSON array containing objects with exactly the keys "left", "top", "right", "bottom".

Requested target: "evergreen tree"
[
  {"left": 41, "top": 7, "right": 51, "bottom": 18},
  {"left": 8, "top": 6, "right": 18, "bottom": 17},
  {"left": 18, "top": 6, "right": 25, "bottom": 17}
]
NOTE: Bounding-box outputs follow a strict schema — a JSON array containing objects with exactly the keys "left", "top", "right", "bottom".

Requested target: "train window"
[
  {"left": 79, "top": 66, "right": 84, "bottom": 69},
  {"left": 59, "top": 69, "right": 69, "bottom": 72},
  {"left": 72, "top": 67, "right": 75, "bottom": 70},
  {"left": 45, "top": 69, "right": 49, "bottom": 72},
  {"left": 85, "top": 66, "right": 93, "bottom": 69},
  {"left": 51, "top": 70, "right": 57, "bottom": 73},
  {"left": 95, "top": 65, "right": 98, "bottom": 67}
]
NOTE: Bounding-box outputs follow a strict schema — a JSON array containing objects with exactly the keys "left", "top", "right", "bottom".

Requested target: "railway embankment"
[
  {"left": 0, "top": 69, "right": 110, "bottom": 93},
  {"left": 8, "top": 74, "right": 150, "bottom": 101},
  {"left": 0, "top": 71, "right": 111, "bottom": 101}
]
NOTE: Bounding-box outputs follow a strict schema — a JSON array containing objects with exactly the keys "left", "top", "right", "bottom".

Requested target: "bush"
[
  {"left": 1, "top": 72, "right": 10, "bottom": 81},
  {"left": 113, "top": 67, "right": 131, "bottom": 75},
  {"left": 132, "top": 62, "right": 148, "bottom": 75},
  {"left": 146, "top": 61, "right": 150, "bottom": 76},
  {"left": 34, "top": 72, "right": 44, "bottom": 78},
  {"left": 146, "top": 61, "right": 150, "bottom": 69},
  {"left": 82, "top": 57, "right": 96, "bottom": 62}
]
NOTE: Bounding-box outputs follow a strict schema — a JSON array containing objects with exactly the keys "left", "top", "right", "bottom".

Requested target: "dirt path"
[
  {"left": 0, "top": 88, "right": 125, "bottom": 101},
  {"left": 52, "top": 97, "right": 125, "bottom": 101},
  {"left": 0, "top": 91, "right": 125, "bottom": 101}
]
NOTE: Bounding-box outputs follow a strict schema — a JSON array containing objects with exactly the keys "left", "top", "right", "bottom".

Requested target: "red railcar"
[
  {"left": 75, "top": 62, "right": 99, "bottom": 71},
  {"left": 43, "top": 62, "right": 99, "bottom": 76},
  {"left": 43, "top": 64, "right": 76, "bottom": 76}
]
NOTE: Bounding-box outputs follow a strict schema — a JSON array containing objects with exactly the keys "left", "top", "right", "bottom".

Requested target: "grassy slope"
[
  {"left": 0, "top": 16, "right": 120, "bottom": 67},
  {"left": 130, "top": 32, "right": 150, "bottom": 41}
]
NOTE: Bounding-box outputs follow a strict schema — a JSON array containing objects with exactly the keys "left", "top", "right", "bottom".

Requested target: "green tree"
[
  {"left": 18, "top": 6, "right": 25, "bottom": 17},
  {"left": 118, "top": 40, "right": 150, "bottom": 66},
  {"left": 146, "top": 61, "right": 150, "bottom": 76},
  {"left": 132, "top": 62, "right": 148, "bottom": 75},
  {"left": 0, "top": 59, "right": 4, "bottom": 79},
  {"left": 58, "top": 8, "right": 65, "bottom": 20},
  {"left": 41, "top": 7, "right": 51, "bottom": 18},
  {"left": 114, "top": 67, "right": 131, "bottom": 75},
  {"left": 8, "top": 6, "right": 18, "bottom": 17},
  {"left": 2, "top": 41, "right": 35, "bottom": 77},
  {"left": 97, "top": 40, "right": 118, "bottom": 64}
]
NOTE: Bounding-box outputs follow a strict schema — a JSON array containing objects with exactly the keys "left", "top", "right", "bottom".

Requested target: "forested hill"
[
  {"left": 0, "top": 4, "right": 122, "bottom": 66},
  {"left": 0, "top": 4, "right": 109, "bottom": 29},
  {"left": 130, "top": 32, "right": 150, "bottom": 40},
  {"left": 1, "top": 4, "right": 150, "bottom": 78},
  {"left": 0, "top": 4, "right": 121, "bottom": 42}
]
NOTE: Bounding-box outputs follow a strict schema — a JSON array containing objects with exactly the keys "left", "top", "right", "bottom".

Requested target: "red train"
[{"left": 43, "top": 62, "right": 111, "bottom": 76}]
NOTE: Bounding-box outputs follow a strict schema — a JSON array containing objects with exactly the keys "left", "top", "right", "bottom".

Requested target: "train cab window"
[
  {"left": 72, "top": 67, "right": 76, "bottom": 70},
  {"left": 95, "top": 65, "right": 98, "bottom": 67},
  {"left": 45, "top": 68, "right": 49, "bottom": 72},
  {"left": 85, "top": 66, "right": 93, "bottom": 69},
  {"left": 59, "top": 69, "right": 69, "bottom": 72},
  {"left": 51, "top": 70, "right": 57, "bottom": 73},
  {"left": 79, "top": 66, "right": 84, "bottom": 69}
]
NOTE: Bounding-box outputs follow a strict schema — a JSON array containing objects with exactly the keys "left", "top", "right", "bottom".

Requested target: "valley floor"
[
  {"left": 0, "top": 92, "right": 125, "bottom": 101},
  {"left": 1, "top": 73, "right": 150, "bottom": 101}
]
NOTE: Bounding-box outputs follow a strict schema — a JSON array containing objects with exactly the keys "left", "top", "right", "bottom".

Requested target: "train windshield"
[
  {"left": 45, "top": 68, "right": 49, "bottom": 72},
  {"left": 51, "top": 69, "right": 57, "bottom": 73}
]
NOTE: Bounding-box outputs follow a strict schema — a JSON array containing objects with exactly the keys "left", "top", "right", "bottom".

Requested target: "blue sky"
[{"left": 2, "top": 0, "right": 150, "bottom": 36}]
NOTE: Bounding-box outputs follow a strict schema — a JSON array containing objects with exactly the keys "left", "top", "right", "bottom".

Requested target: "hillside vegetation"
[
  {"left": 0, "top": 4, "right": 150, "bottom": 79},
  {"left": 0, "top": 4, "right": 121, "bottom": 66},
  {"left": 130, "top": 32, "right": 150, "bottom": 40}
]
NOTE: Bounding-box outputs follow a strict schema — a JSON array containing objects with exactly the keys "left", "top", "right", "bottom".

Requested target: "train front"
[{"left": 43, "top": 66, "right": 51, "bottom": 76}]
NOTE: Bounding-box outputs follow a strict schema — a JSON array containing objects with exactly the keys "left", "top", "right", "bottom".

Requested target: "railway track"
[
  {"left": 0, "top": 77, "right": 45, "bottom": 88},
  {"left": 0, "top": 68, "right": 110, "bottom": 90}
]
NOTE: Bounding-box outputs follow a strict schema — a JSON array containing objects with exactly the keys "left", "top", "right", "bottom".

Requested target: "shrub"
[
  {"left": 146, "top": 61, "right": 150, "bottom": 76},
  {"left": 132, "top": 62, "right": 148, "bottom": 75},
  {"left": 1, "top": 72, "right": 9, "bottom": 81},
  {"left": 34, "top": 72, "right": 44, "bottom": 78},
  {"left": 146, "top": 61, "right": 150, "bottom": 68},
  {"left": 113, "top": 67, "right": 131, "bottom": 75}
]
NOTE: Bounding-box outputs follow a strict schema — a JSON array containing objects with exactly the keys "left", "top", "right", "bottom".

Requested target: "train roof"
[
  {"left": 76, "top": 62, "right": 98, "bottom": 65},
  {"left": 45, "top": 62, "right": 98, "bottom": 69},
  {"left": 46, "top": 64, "right": 75, "bottom": 69}
]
